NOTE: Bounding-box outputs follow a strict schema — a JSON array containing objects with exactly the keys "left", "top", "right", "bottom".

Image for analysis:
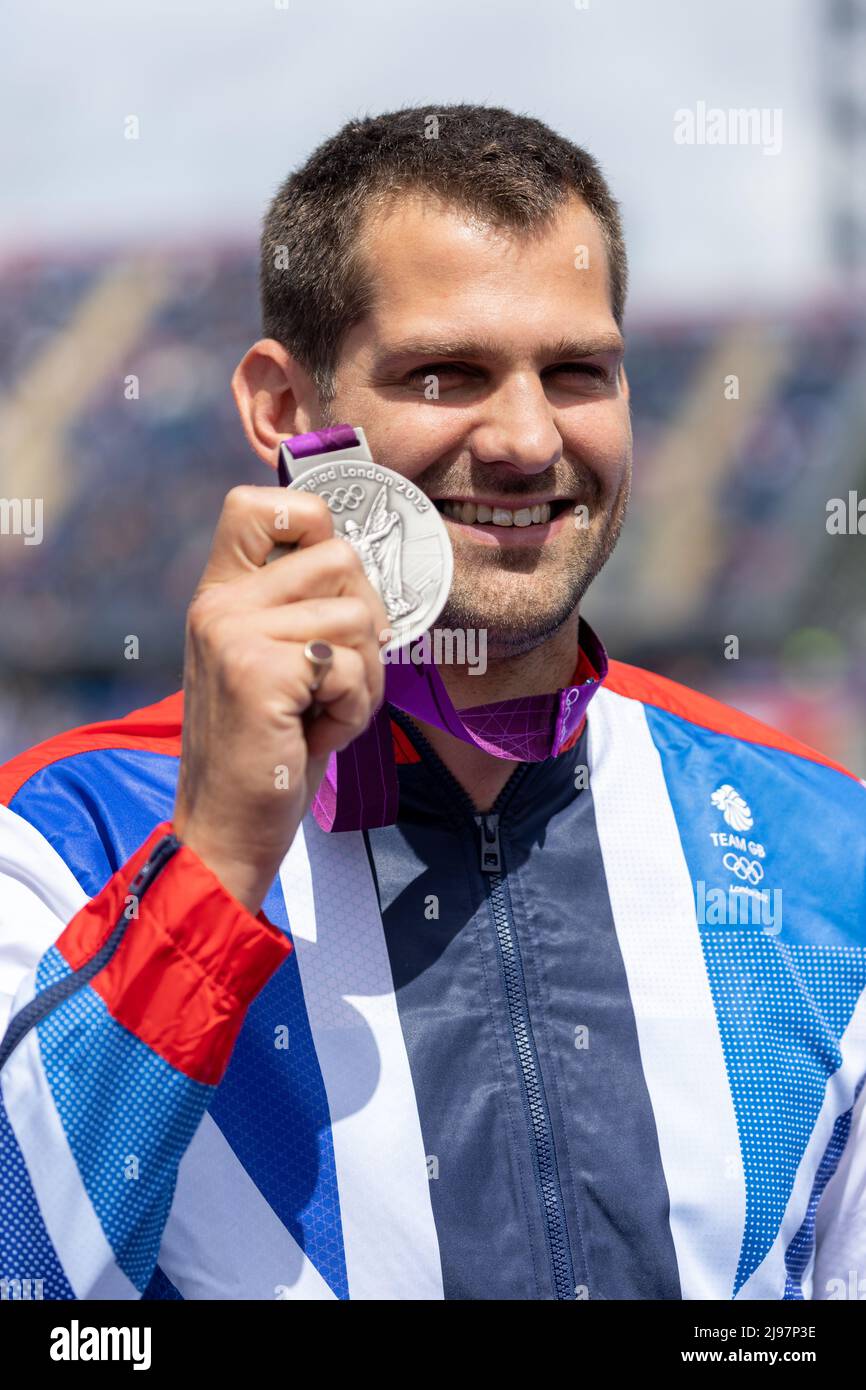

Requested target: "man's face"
[{"left": 318, "top": 193, "right": 632, "bottom": 658}]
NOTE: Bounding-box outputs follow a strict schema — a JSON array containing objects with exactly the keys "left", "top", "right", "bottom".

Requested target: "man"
[{"left": 1, "top": 103, "right": 865, "bottom": 1302}]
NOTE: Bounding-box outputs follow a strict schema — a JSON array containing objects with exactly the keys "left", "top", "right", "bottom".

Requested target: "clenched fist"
[{"left": 173, "top": 485, "right": 388, "bottom": 913}]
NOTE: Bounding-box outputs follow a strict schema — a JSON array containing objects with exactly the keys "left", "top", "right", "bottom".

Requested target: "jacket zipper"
[{"left": 389, "top": 707, "right": 577, "bottom": 1300}]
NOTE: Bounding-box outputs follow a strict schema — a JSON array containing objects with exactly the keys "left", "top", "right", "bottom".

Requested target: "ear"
[{"left": 231, "top": 339, "right": 319, "bottom": 471}]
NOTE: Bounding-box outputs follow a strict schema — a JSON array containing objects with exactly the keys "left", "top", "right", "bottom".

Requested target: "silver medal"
[{"left": 269, "top": 428, "right": 453, "bottom": 656}]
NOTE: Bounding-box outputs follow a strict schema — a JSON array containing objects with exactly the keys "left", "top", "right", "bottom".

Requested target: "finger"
[
  {"left": 225, "top": 534, "right": 390, "bottom": 637},
  {"left": 201, "top": 486, "right": 335, "bottom": 585},
  {"left": 294, "top": 644, "right": 376, "bottom": 754},
  {"left": 229, "top": 596, "right": 386, "bottom": 704}
]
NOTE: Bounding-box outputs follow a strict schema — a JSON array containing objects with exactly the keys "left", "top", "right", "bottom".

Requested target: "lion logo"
[{"left": 710, "top": 784, "right": 754, "bottom": 832}]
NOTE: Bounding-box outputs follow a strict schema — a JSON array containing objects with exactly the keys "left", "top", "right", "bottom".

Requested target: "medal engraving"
[{"left": 285, "top": 458, "right": 453, "bottom": 654}]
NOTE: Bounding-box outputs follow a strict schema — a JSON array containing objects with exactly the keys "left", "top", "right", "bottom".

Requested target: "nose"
[{"left": 468, "top": 373, "right": 562, "bottom": 478}]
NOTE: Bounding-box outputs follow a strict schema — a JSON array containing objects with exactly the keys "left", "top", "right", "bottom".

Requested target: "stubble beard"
[
  {"left": 437, "top": 468, "right": 631, "bottom": 660},
  {"left": 316, "top": 396, "right": 632, "bottom": 660}
]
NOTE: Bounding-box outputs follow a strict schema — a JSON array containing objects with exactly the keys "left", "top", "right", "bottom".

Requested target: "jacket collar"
[{"left": 311, "top": 619, "right": 608, "bottom": 833}]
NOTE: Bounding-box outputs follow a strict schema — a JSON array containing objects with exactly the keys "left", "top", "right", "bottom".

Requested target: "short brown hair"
[{"left": 260, "top": 102, "right": 628, "bottom": 404}]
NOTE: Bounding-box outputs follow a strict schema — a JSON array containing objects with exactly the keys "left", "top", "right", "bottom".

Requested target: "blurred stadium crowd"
[{"left": 0, "top": 251, "right": 864, "bottom": 773}]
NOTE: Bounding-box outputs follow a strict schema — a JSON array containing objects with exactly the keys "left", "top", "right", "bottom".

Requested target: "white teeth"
[{"left": 440, "top": 500, "right": 556, "bottom": 526}]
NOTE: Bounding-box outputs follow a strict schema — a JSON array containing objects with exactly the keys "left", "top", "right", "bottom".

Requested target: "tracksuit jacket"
[{"left": 0, "top": 651, "right": 865, "bottom": 1301}]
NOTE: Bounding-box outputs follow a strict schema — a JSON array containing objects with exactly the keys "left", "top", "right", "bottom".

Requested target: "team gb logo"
[{"left": 710, "top": 784, "right": 754, "bottom": 832}]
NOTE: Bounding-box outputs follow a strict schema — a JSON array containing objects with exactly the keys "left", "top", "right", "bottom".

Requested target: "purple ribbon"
[
  {"left": 278, "top": 426, "right": 360, "bottom": 485},
  {"left": 277, "top": 429, "right": 609, "bottom": 832},
  {"left": 311, "top": 619, "right": 608, "bottom": 832}
]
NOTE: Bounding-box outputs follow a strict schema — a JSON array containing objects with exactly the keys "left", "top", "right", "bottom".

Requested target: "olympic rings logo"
[
  {"left": 722, "top": 852, "right": 764, "bottom": 885},
  {"left": 321, "top": 485, "right": 365, "bottom": 513}
]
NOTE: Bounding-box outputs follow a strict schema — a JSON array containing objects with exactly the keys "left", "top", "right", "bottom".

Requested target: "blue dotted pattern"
[
  {"left": 35, "top": 970, "right": 212, "bottom": 1292},
  {"left": 646, "top": 706, "right": 866, "bottom": 1297},
  {"left": 782, "top": 1076, "right": 865, "bottom": 1299},
  {"left": 701, "top": 935, "right": 865, "bottom": 1293},
  {"left": 36, "top": 942, "right": 74, "bottom": 992},
  {"left": 210, "top": 874, "right": 349, "bottom": 1300},
  {"left": 142, "top": 1263, "right": 184, "bottom": 1299},
  {"left": 15, "top": 749, "right": 346, "bottom": 1298},
  {"left": 0, "top": 1090, "right": 76, "bottom": 1298}
]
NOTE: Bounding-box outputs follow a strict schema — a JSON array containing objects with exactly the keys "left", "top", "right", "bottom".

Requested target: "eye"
[
  {"left": 404, "top": 362, "right": 474, "bottom": 384},
  {"left": 548, "top": 362, "right": 608, "bottom": 380}
]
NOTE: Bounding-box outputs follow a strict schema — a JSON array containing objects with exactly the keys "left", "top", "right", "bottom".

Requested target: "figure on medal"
[{"left": 342, "top": 486, "right": 420, "bottom": 621}]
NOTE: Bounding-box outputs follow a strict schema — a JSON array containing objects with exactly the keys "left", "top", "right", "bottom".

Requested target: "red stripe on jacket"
[
  {"left": 0, "top": 691, "right": 186, "bottom": 805},
  {"left": 604, "top": 659, "right": 857, "bottom": 780},
  {"left": 54, "top": 820, "right": 292, "bottom": 1086}
]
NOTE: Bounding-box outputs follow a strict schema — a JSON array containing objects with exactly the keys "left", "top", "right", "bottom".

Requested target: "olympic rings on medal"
[{"left": 320, "top": 485, "right": 365, "bottom": 513}]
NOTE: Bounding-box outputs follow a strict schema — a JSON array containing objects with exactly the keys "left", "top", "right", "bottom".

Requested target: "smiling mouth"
[{"left": 433, "top": 499, "right": 573, "bottom": 527}]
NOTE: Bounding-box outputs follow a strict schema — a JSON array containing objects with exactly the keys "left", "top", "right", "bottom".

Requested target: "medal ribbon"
[{"left": 279, "top": 428, "right": 609, "bottom": 832}]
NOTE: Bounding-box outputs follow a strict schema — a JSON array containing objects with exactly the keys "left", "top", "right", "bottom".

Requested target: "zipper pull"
[{"left": 475, "top": 813, "right": 502, "bottom": 874}]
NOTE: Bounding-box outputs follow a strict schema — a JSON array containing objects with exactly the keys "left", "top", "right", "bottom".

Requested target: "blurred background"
[{"left": 1, "top": 0, "right": 864, "bottom": 771}]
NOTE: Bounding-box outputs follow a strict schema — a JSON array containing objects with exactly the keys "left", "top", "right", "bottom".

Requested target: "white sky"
[{"left": 1, "top": 0, "right": 843, "bottom": 314}]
